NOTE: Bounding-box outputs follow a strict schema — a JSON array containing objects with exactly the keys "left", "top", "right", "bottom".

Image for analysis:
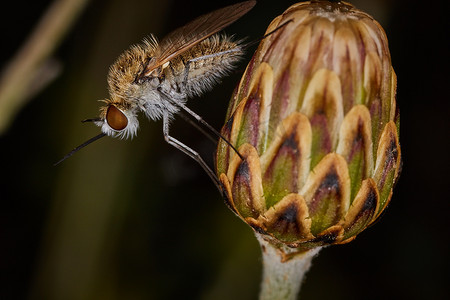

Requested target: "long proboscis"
[{"left": 53, "top": 132, "right": 107, "bottom": 166}]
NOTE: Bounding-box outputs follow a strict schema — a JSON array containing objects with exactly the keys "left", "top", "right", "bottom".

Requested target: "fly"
[{"left": 55, "top": 1, "right": 289, "bottom": 193}]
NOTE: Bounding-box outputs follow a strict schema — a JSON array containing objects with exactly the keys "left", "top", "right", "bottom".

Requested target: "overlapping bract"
[{"left": 216, "top": 1, "right": 400, "bottom": 252}]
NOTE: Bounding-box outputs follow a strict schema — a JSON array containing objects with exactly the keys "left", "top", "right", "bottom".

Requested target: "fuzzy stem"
[{"left": 257, "top": 234, "right": 321, "bottom": 300}]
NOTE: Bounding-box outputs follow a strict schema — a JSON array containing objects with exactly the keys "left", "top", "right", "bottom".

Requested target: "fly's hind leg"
[
  {"left": 162, "top": 111, "right": 223, "bottom": 194},
  {"left": 174, "top": 101, "right": 243, "bottom": 160}
]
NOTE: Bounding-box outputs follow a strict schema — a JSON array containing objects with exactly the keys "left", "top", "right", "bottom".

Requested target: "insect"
[{"left": 56, "top": 1, "right": 256, "bottom": 190}]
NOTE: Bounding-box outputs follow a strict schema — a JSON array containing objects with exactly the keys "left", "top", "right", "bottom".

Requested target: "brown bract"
[{"left": 216, "top": 1, "right": 401, "bottom": 253}]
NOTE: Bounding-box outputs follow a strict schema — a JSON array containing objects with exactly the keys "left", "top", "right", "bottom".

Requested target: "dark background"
[{"left": 1, "top": 0, "right": 449, "bottom": 299}]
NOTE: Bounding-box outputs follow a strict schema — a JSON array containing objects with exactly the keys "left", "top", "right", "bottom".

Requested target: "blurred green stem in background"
[{"left": 0, "top": 0, "right": 90, "bottom": 134}]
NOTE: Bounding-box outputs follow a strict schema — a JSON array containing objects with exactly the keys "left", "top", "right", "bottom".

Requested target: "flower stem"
[{"left": 257, "top": 234, "right": 321, "bottom": 300}]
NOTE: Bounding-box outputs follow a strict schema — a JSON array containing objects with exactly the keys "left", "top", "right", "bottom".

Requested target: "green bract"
[{"left": 216, "top": 1, "right": 400, "bottom": 255}]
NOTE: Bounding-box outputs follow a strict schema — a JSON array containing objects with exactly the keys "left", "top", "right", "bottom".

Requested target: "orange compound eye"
[{"left": 106, "top": 105, "right": 128, "bottom": 130}]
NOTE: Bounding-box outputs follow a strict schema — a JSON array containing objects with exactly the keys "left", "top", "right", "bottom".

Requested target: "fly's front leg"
[{"left": 162, "top": 112, "right": 222, "bottom": 193}]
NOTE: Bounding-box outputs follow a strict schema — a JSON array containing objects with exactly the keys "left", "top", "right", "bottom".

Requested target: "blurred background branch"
[{"left": 0, "top": 0, "right": 89, "bottom": 134}]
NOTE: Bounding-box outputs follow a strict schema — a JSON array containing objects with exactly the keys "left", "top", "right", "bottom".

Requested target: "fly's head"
[{"left": 96, "top": 98, "right": 139, "bottom": 139}]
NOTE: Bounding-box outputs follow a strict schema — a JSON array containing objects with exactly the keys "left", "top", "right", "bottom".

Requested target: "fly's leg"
[
  {"left": 174, "top": 101, "right": 243, "bottom": 160},
  {"left": 178, "top": 110, "right": 217, "bottom": 144},
  {"left": 162, "top": 111, "right": 223, "bottom": 194}
]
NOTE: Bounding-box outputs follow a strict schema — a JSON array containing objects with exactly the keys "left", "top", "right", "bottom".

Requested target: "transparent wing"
[{"left": 140, "top": 1, "right": 255, "bottom": 78}]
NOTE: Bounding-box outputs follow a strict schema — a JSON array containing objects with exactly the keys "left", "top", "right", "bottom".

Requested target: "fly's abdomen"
[{"left": 170, "top": 34, "right": 244, "bottom": 98}]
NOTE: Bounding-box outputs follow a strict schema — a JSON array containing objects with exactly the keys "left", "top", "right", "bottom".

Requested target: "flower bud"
[{"left": 216, "top": 1, "right": 400, "bottom": 253}]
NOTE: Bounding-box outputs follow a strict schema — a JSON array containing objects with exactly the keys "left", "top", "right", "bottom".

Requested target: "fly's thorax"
[
  {"left": 107, "top": 36, "right": 158, "bottom": 100},
  {"left": 166, "top": 34, "right": 244, "bottom": 98}
]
